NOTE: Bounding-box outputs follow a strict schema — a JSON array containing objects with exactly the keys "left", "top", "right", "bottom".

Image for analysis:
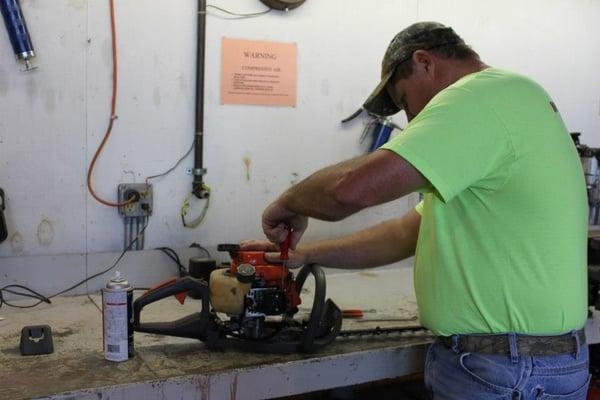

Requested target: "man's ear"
[{"left": 412, "top": 50, "right": 434, "bottom": 76}]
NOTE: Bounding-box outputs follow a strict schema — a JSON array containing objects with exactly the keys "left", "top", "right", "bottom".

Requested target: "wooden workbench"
[{"left": 0, "top": 267, "right": 432, "bottom": 400}]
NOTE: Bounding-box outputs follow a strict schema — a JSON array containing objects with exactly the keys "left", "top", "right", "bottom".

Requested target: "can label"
[{"left": 102, "top": 289, "right": 134, "bottom": 361}]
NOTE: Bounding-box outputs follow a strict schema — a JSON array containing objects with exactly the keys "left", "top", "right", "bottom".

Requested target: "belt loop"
[
  {"left": 571, "top": 330, "right": 581, "bottom": 360},
  {"left": 508, "top": 333, "right": 519, "bottom": 363},
  {"left": 451, "top": 335, "right": 461, "bottom": 354}
]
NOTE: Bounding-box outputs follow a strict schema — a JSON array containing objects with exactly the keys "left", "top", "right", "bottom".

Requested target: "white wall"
[{"left": 0, "top": 0, "right": 598, "bottom": 270}]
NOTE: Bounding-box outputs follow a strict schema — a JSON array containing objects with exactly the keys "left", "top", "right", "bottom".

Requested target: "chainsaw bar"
[{"left": 338, "top": 325, "right": 430, "bottom": 338}]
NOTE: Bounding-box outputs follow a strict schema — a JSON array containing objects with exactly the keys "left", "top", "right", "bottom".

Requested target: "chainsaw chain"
[{"left": 338, "top": 325, "right": 430, "bottom": 338}]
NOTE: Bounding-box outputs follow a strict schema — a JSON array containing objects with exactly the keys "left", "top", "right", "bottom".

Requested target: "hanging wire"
[
  {"left": 203, "top": 4, "right": 272, "bottom": 19},
  {"left": 155, "top": 243, "right": 212, "bottom": 278},
  {"left": 0, "top": 221, "right": 149, "bottom": 309},
  {"left": 86, "top": 0, "right": 135, "bottom": 208},
  {"left": 156, "top": 247, "right": 188, "bottom": 277},
  {"left": 144, "top": 138, "right": 195, "bottom": 186},
  {"left": 189, "top": 242, "right": 211, "bottom": 257},
  {"left": 0, "top": 285, "right": 51, "bottom": 309},
  {"left": 181, "top": 187, "right": 211, "bottom": 228}
]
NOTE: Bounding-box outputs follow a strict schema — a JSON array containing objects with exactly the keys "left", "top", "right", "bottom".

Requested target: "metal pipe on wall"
[
  {"left": 192, "top": 0, "right": 208, "bottom": 199},
  {"left": 123, "top": 219, "right": 129, "bottom": 249},
  {"left": 129, "top": 219, "right": 134, "bottom": 249}
]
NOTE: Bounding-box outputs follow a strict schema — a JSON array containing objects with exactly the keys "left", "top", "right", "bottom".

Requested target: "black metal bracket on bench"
[
  {"left": 0, "top": 188, "right": 7, "bottom": 244},
  {"left": 20, "top": 325, "right": 54, "bottom": 356}
]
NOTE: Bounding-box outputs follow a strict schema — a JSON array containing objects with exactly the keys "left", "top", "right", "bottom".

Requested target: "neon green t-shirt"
[{"left": 382, "top": 68, "right": 588, "bottom": 336}]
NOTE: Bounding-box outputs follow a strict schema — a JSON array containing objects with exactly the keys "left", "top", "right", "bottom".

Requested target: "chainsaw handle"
[
  {"left": 133, "top": 276, "right": 211, "bottom": 340},
  {"left": 217, "top": 243, "right": 240, "bottom": 258},
  {"left": 293, "top": 264, "right": 341, "bottom": 352}
]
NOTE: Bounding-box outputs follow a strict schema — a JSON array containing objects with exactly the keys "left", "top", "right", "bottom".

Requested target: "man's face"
[{"left": 385, "top": 58, "right": 436, "bottom": 121}]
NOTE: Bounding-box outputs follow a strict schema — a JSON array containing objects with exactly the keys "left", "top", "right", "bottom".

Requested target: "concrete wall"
[{"left": 0, "top": 0, "right": 598, "bottom": 289}]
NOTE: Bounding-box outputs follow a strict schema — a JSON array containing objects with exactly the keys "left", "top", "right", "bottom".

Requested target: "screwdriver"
[
  {"left": 280, "top": 226, "right": 292, "bottom": 289},
  {"left": 341, "top": 309, "right": 377, "bottom": 318},
  {"left": 280, "top": 225, "right": 292, "bottom": 264}
]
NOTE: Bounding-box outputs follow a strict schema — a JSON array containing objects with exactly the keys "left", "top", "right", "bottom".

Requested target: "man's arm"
[
  {"left": 245, "top": 209, "right": 421, "bottom": 269},
  {"left": 299, "top": 209, "right": 421, "bottom": 269},
  {"left": 263, "top": 149, "right": 428, "bottom": 244},
  {"left": 283, "top": 149, "right": 427, "bottom": 220}
]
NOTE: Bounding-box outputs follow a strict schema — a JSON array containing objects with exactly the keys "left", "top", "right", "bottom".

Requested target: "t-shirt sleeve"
[{"left": 381, "top": 87, "right": 512, "bottom": 202}]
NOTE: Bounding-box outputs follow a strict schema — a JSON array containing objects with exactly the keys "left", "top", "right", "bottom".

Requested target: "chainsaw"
[{"left": 133, "top": 243, "right": 343, "bottom": 353}]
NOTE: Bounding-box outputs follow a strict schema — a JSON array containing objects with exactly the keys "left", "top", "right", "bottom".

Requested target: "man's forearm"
[
  {"left": 279, "top": 156, "right": 366, "bottom": 221},
  {"left": 277, "top": 150, "right": 428, "bottom": 222},
  {"left": 298, "top": 210, "right": 421, "bottom": 269}
]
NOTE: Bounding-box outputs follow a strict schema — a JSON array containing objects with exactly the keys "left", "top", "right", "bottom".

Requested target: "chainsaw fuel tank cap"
[{"left": 236, "top": 263, "right": 256, "bottom": 283}]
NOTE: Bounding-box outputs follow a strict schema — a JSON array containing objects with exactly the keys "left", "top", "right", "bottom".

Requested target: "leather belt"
[{"left": 439, "top": 329, "right": 586, "bottom": 356}]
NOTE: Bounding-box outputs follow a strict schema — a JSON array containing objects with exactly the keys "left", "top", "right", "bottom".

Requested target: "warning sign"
[{"left": 221, "top": 38, "right": 297, "bottom": 107}]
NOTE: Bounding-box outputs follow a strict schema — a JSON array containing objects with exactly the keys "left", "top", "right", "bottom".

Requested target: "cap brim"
[{"left": 362, "top": 70, "right": 402, "bottom": 116}]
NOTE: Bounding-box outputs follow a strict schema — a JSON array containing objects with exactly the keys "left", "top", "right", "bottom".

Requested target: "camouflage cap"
[{"left": 363, "top": 22, "right": 465, "bottom": 116}]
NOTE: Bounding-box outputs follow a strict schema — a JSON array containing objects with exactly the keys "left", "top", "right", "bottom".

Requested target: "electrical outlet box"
[{"left": 117, "top": 183, "right": 153, "bottom": 217}]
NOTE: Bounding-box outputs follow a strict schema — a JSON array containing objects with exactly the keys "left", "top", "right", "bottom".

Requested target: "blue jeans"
[{"left": 424, "top": 335, "right": 590, "bottom": 399}]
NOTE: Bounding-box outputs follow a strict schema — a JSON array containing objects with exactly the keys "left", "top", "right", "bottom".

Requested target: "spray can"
[{"left": 102, "top": 271, "right": 134, "bottom": 361}]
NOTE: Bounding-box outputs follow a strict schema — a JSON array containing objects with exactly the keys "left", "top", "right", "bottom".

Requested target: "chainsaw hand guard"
[{"left": 133, "top": 276, "right": 211, "bottom": 340}]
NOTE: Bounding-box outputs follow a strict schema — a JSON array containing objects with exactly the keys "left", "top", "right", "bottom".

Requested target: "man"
[{"left": 242, "top": 22, "right": 589, "bottom": 399}]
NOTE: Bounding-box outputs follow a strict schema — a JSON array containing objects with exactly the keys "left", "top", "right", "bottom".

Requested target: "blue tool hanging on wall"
[
  {"left": 0, "top": 0, "right": 36, "bottom": 71},
  {"left": 342, "top": 108, "right": 402, "bottom": 153}
]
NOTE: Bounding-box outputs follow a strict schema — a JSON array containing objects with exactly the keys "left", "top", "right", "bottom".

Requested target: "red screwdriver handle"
[{"left": 280, "top": 226, "right": 292, "bottom": 261}]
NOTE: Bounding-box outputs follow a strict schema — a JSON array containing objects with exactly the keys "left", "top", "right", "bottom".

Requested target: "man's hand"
[
  {"left": 239, "top": 240, "right": 306, "bottom": 269},
  {"left": 262, "top": 200, "right": 308, "bottom": 248},
  {"left": 243, "top": 210, "right": 420, "bottom": 270}
]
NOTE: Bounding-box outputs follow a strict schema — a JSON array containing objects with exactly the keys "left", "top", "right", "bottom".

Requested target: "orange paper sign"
[{"left": 221, "top": 38, "right": 297, "bottom": 107}]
